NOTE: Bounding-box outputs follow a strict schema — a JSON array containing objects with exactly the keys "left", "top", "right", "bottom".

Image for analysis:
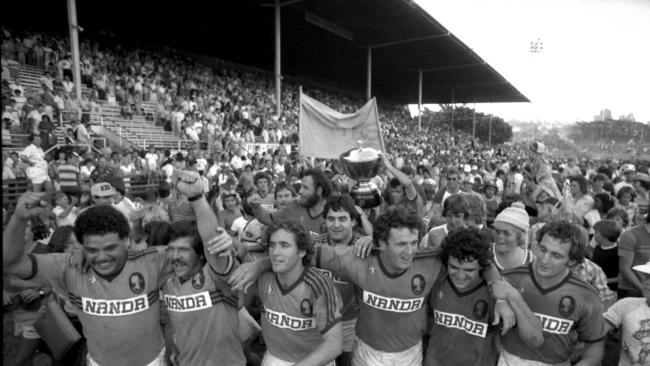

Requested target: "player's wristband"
[{"left": 188, "top": 194, "right": 204, "bottom": 202}]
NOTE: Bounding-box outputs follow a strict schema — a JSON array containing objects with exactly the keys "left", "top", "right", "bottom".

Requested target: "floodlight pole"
[
  {"left": 489, "top": 115, "right": 493, "bottom": 145},
  {"left": 450, "top": 87, "right": 455, "bottom": 140},
  {"left": 366, "top": 47, "right": 372, "bottom": 101},
  {"left": 472, "top": 101, "right": 476, "bottom": 140},
  {"left": 418, "top": 68, "right": 422, "bottom": 132},
  {"left": 67, "top": 0, "right": 82, "bottom": 102},
  {"left": 275, "top": 0, "right": 282, "bottom": 117}
]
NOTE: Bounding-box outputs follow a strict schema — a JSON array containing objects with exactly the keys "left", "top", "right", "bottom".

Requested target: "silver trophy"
[{"left": 340, "top": 141, "right": 382, "bottom": 209}]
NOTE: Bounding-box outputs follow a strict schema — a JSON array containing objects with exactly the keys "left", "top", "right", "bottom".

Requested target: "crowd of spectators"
[{"left": 3, "top": 26, "right": 650, "bottom": 366}]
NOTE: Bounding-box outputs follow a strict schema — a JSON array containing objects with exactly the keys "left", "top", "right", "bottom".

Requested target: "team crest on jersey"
[
  {"left": 411, "top": 274, "right": 425, "bottom": 295},
  {"left": 300, "top": 299, "right": 313, "bottom": 317},
  {"left": 129, "top": 273, "right": 145, "bottom": 294},
  {"left": 89, "top": 275, "right": 97, "bottom": 285},
  {"left": 369, "top": 264, "right": 376, "bottom": 274},
  {"left": 192, "top": 271, "right": 205, "bottom": 289},
  {"left": 438, "top": 291, "right": 443, "bottom": 299},
  {"left": 558, "top": 296, "right": 575, "bottom": 317},
  {"left": 473, "top": 300, "right": 488, "bottom": 319}
]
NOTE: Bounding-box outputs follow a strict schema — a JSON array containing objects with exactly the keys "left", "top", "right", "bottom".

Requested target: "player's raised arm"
[
  {"left": 174, "top": 169, "right": 234, "bottom": 274},
  {"left": 3, "top": 192, "right": 47, "bottom": 278}
]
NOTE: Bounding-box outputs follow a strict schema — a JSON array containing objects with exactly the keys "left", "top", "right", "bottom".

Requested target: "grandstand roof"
[{"left": 8, "top": 0, "right": 529, "bottom": 105}]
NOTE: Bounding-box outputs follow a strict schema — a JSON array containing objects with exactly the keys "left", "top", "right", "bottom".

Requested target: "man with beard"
[
  {"left": 161, "top": 171, "right": 243, "bottom": 366},
  {"left": 3, "top": 171, "right": 234, "bottom": 366},
  {"left": 248, "top": 168, "right": 331, "bottom": 242}
]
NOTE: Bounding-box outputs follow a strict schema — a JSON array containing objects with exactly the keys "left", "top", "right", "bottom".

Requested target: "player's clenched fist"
[
  {"left": 13, "top": 192, "right": 48, "bottom": 220},
  {"left": 173, "top": 169, "right": 203, "bottom": 197}
]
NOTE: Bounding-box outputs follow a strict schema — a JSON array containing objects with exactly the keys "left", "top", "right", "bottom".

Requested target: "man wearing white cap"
[
  {"left": 602, "top": 260, "right": 650, "bottom": 366},
  {"left": 492, "top": 202, "right": 534, "bottom": 272},
  {"left": 89, "top": 182, "right": 116, "bottom": 207}
]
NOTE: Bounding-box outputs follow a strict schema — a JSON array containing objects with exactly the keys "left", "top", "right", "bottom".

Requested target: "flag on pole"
[{"left": 298, "top": 88, "right": 385, "bottom": 159}]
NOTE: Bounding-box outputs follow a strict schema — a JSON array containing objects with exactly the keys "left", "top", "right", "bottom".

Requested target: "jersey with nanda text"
[
  {"left": 29, "top": 248, "right": 172, "bottom": 366},
  {"left": 258, "top": 266, "right": 342, "bottom": 363},
  {"left": 500, "top": 264, "right": 607, "bottom": 364},
  {"left": 316, "top": 245, "right": 444, "bottom": 352},
  {"left": 424, "top": 276, "right": 497, "bottom": 366},
  {"left": 162, "top": 254, "right": 245, "bottom": 366}
]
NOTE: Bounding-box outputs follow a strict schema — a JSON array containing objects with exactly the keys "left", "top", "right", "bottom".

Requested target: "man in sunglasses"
[{"left": 432, "top": 169, "right": 462, "bottom": 208}]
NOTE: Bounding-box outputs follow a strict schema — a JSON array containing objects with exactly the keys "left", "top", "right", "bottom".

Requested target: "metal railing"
[{"left": 2, "top": 175, "right": 166, "bottom": 209}]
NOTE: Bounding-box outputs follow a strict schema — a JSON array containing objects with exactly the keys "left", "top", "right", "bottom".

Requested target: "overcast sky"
[{"left": 415, "top": 0, "right": 650, "bottom": 124}]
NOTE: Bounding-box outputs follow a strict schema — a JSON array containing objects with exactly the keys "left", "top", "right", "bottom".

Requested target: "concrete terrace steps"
[{"left": 16, "top": 63, "right": 192, "bottom": 151}]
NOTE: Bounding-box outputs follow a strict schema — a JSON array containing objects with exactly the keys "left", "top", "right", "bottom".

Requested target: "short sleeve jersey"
[
  {"left": 271, "top": 202, "right": 327, "bottom": 242},
  {"left": 313, "top": 233, "right": 361, "bottom": 321},
  {"left": 425, "top": 277, "right": 497, "bottom": 366},
  {"left": 617, "top": 225, "right": 650, "bottom": 292},
  {"left": 603, "top": 297, "right": 650, "bottom": 366},
  {"left": 258, "top": 266, "right": 342, "bottom": 363},
  {"left": 316, "top": 245, "right": 443, "bottom": 352},
  {"left": 500, "top": 264, "right": 607, "bottom": 364},
  {"left": 258, "top": 192, "right": 276, "bottom": 211},
  {"left": 161, "top": 258, "right": 245, "bottom": 366},
  {"left": 28, "top": 248, "right": 172, "bottom": 366}
]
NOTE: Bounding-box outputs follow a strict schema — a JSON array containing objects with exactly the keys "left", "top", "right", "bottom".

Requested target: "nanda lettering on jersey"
[
  {"left": 263, "top": 306, "right": 316, "bottom": 330},
  {"left": 535, "top": 313, "right": 574, "bottom": 335},
  {"left": 363, "top": 290, "right": 424, "bottom": 313},
  {"left": 433, "top": 310, "right": 488, "bottom": 338},
  {"left": 163, "top": 291, "right": 212, "bottom": 312},
  {"left": 315, "top": 268, "right": 348, "bottom": 284},
  {"left": 82, "top": 294, "right": 149, "bottom": 316}
]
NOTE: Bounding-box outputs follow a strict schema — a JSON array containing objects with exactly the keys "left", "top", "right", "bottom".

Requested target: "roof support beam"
[
  {"left": 369, "top": 32, "right": 451, "bottom": 49},
  {"left": 420, "top": 62, "right": 485, "bottom": 73},
  {"left": 261, "top": 0, "right": 303, "bottom": 7}
]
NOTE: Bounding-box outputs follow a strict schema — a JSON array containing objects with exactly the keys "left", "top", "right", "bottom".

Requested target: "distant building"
[{"left": 593, "top": 109, "right": 612, "bottom": 121}]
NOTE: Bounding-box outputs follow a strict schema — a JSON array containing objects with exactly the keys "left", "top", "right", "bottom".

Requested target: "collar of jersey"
[
  {"left": 377, "top": 254, "right": 408, "bottom": 279},
  {"left": 275, "top": 266, "right": 308, "bottom": 295},
  {"left": 528, "top": 263, "right": 571, "bottom": 294},
  {"left": 447, "top": 276, "right": 487, "bottom": 297}
]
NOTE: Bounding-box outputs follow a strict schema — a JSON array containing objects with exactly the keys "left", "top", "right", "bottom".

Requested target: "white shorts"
[
  {"left": 14, "top": 324, "right": 40, "bottom": 339},
  {"left": 352, "top": 337, "right": 422, "bottom": 366},
  {"left": 25, "top": 166, "right": 50, "bottom": 185},
  {"left": 87, "top": 346, "right": 165, "bottom": 366},
  {"left": 498, "top": 349, "right": 570, "bottom": 366},
  {"left": 261, "top": 352, "right": 335, "bottom": 366}
]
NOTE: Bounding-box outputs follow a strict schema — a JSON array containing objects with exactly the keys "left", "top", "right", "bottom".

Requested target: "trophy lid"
[{"left": 343, "top": 141, "right": 380, "bottom": 163}]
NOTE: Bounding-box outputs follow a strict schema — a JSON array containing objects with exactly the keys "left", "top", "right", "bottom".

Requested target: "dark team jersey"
[
  {"left": 161, "top": 256, "right": 245, "bottom": 366},
  {"left": 500, "top": 264, "right": 607, "bottom": 364},
  {"left": 259, "top": 266, "right": 342, "bottom": 363},
  {"left": 313, "top": 233, "right": 361, "bottom": 321},
  {"left": 270, "top": 202, "right": 327, "bottom": 242},
  {"left": 424, "top": 276, "right": 497, "bottom": 366},
  {"left": 28, "top": 248, "right": 172, "bottom": 366},
  {"left": 316, "top": 245, "right": 444, "bottom": 352}
]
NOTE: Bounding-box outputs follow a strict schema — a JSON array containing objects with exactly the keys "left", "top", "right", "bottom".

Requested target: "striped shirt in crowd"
[{"left": 57, "top": 163, "right": 80, "bottom": 190}]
